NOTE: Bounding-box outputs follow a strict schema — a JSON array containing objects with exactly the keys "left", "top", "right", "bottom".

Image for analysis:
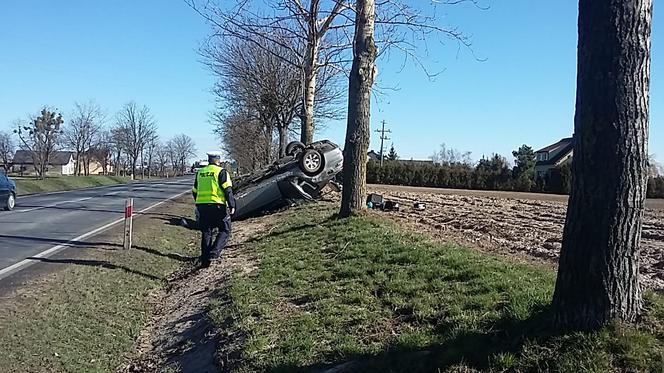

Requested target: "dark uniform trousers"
[{"left": 197, "top": 203, "right": 231, "bottom": 264}]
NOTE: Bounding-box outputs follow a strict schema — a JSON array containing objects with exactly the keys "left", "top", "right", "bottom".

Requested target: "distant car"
[
  {"left": 0, "top": 172, "right": 16, "bottom": 211},
  {"left": 233, "top": 140, "right": 343, "bottom": 220}
]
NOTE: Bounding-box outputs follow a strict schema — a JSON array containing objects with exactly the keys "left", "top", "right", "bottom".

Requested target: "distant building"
[
  {"left": 534, "top": 137, "right": 574, "bottom": 179},
  {"left": 367, "top": 150, "right": 381, "bottom": 161},
  {"left": 11, "top": 150, "right": 76, "bottom": 176},
  {"left": 398, "top": 158, "right": 434, "bottom": 166}
]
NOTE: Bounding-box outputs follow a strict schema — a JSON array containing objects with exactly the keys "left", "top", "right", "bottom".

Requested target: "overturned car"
[{"left": 232, "top": 140, "right": 343, "bottom": 220}]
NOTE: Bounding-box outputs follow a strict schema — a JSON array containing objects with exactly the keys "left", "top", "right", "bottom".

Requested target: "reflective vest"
[{"left": 193, "top": 165, "right": 232, "bottom": 204}]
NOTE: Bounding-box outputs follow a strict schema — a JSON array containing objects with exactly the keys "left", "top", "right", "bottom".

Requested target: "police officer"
[{"left": 192, "top": 151, "right": 236, "bottom": 267}]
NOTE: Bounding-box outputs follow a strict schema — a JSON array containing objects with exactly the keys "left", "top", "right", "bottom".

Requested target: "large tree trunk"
[
  {"left": 339, "top": 0, "right": 377, "bottom": 218},
  {"left": 300, "top": 38, "right": 318, "bottom": 145},
  {"left": 552, "top": 0, "right": 652, "bottom": 330}
]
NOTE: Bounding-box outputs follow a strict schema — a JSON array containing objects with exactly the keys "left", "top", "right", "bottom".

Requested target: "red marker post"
[{"left": 123, "top": 198, "right": 134, "bottom": 250}]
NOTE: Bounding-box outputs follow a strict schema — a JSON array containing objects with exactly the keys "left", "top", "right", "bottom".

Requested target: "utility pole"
[{"left": 375, "top": 120, "right": 391, "bottom": 167}]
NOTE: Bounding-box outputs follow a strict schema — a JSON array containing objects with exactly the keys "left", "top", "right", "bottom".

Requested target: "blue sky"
[{"left": 0, "top": 0, "right": 661, "bottom": 164}]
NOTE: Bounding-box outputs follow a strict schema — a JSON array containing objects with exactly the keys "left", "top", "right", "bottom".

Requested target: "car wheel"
[
  {"left": 285, "top": 141, "right": 305, "bottom": 156},
  {"left": 4, "top": 193, "right": 15, "bottom": 211},
  {"left": 299, "top": 149, "right": 325, "bottom": 176}
]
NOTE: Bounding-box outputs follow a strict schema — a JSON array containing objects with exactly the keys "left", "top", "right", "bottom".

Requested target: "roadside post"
[{"left": 123, "top": 198, "right": 134, "bottom": 249}]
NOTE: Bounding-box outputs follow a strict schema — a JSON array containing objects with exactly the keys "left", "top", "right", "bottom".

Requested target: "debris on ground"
[{"left": 370, "top": 187, "right": 664, "bottom": 290}]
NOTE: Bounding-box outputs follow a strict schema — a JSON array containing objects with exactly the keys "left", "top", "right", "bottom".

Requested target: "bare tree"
[
  {"left": 188, "top": 0, "right": 355, "bottom": 144},
  {"left": 63, "top": 101, "right": 105, "bottom": 176},
  {"left": 115, "top": 102, "right": 157, "bottom": 178},
  {"left": 212, "top": 109, "right": 272, "bottom": 172},
  {"left": 109, "top": 125, "right": 127, "bottom": 176},
  {"left": 430, "top": 143, "right": 473, "bottom": 166},
  {"left": 15, "top": 109, "right": 64, "bottom": 179},
  {"left": 339, "top": 0, "right": 377, "bottom": 217},
  {"left": 552, "top": 0, "right": 652, "bottom": 330},
  {"left": 145, "top": 136, "right": 159, "bottom": 178},
  {"left": 89, "top": 130, "right": 113, "bottom": 175},
  {"left": 649, "top": 154, "right": 662, "bottom": 178},
  {"left": 168, "top": 134, "right": 197, "bottom": 176},
  {"left": 155, "top": 142, "right": 171, "bottom": 177},
  {"left": 0, "top": 131, "right": 15, "bottom": 171},
  {"left": 205, "top": 34, "right": 302, "bottom": 158},
  {"left": 189, "top": 0, "right": 476, "bottom": 144}
]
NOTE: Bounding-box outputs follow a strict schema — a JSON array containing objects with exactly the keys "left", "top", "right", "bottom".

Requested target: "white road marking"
[
  {"left": 12, "top": 196, "right": 94, "bottom": 214},
  {"left": 0, "top": 190, "right": 190, "bottom": 280}
]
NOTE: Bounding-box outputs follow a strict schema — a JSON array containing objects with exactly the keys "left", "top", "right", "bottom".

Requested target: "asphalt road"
[{"left": 0, "top": 177, "right": 194, "bottom": 279}]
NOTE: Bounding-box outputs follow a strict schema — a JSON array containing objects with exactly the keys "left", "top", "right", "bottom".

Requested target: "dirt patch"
[
  {"left": 119, "top": 216, "right": 270, "bottom": 373},
  {"left": 369, "top": 186, "right": 664, "bottom": 290}
]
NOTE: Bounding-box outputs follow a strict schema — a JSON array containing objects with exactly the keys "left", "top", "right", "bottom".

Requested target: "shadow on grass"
[
  {"left": 159, "top": 216, "right": 199, "bottom": 231},
  {"left": 133, "top": 245, "right": 197, "bottom": 262},
  {"left": 268, "top": 307, "right": 558, "bottom": 373},
  {"left": 26, "top": 257, "right": 164, "bottom": 282}
]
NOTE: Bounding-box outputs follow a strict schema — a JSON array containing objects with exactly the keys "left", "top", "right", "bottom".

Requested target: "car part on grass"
[
  {"left": 382, "top": 200, "right": 400, "bottom": 212},
  {"left": 414, "top": 202, "right": 426, "bottom": 211},
  {"left": 367, "top": 193, "right": 384, "bottom": 209},
  {"left": 233, "top": 140, "right": 343, "bottom": 220}
]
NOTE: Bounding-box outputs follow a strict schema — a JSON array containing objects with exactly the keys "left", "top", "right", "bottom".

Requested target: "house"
[
  {"left": 534, "top": 137, "right": 574, "bottom": 179},
  {"left": 11, "top": 150, "right": 76, "bottom": 176},
  {"left": 367, "top": 150, "right": 381, "bottom": 161}
]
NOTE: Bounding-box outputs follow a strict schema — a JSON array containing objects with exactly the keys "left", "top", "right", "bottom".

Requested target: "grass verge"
[
  {"left": 0, "top": 198, "right": 198, "bottom": 372},
  {"left": 212, "top": 202, "right": 664, "bottom": 372},
  {"left": 14, "top": 175, "right": 130, "bottom": 195}
]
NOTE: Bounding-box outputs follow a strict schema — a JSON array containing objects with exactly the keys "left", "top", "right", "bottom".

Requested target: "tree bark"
[
  {"left": 278, "top": 125, "right": 288, "bottom": 159},
  {"left": 300, "top": 37, "right": 318, "bottom": 145},
  {"left": 552, "top": 0, "right": 652, "bottom": 330},
  {"left": 339, "top": 0, "right": 377, "bottom": 218}
]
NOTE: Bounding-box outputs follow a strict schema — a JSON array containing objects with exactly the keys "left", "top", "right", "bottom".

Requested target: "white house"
[{"left": 11, "top": 150, "right": 76, "bottom": 176}]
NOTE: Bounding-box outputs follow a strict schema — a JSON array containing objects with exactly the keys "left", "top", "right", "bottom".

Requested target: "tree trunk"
[
  {"left": 300, "top": 39, "right": 318, "bottom": 145},
  {"left": 339, "top": 0, "right": 377, "bottom": 218},
  {"left": 552, "top": 0, "right": 652, "bottom": 330},
  {"left": 278, "top": 125, "right": 288, "bottom": 158}
]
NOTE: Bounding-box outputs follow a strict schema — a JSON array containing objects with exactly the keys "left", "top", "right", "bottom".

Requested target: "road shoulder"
[{"left": 0, "top": 197, "right": 198, "bottom": 372}]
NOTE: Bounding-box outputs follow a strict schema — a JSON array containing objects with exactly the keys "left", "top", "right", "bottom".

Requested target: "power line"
[{"left": 375, "top": 120, "right": 391, "bottom": 167}]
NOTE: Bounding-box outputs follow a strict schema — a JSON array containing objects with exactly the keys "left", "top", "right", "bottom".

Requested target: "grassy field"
[
  {"left": 212, "top": 202, "right": 664, "bottom": 372},
  {"left": 14, "top": 175, "right": 130, "bottom": 195},
  {"left": 0, "top": 198, "right": 198, "bottom": 372}
]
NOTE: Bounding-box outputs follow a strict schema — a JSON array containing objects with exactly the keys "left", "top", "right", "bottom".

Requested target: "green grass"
[
  {"left": 14, "top": 175, "right": 130, "bottom": 195},
  {"left": 0, "top": 199, "right": 198, "bottom": 372},
  {"left": 212, "top": 202, "right": 664, "bottom": 372}
]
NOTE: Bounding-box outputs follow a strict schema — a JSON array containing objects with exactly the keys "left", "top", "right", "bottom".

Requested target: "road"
[{"left": 0, "top": 177, "right": 193, "bottom": 279}]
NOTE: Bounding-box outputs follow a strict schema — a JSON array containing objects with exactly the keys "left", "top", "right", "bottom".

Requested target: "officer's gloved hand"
[{"left": 229, "top": 208, "right": 236, "bottom": 216}]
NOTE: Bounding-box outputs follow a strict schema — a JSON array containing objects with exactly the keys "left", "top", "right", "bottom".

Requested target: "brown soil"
[
  {"left": 119, "top": 216, "right": 270, "bottom": 373},
  {"left": 369, "top": 185, "right": 664, "bottom": 290}
]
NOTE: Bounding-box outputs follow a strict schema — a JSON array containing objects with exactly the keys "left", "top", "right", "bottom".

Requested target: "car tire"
[
  {"left": 299, "top": 149, "right": 325, "bottom": 176},
  {"left": 285, "top": 141, "right": 305, "bottom": 156},
  {"left": 4, "top": 193, "right": 15, "bottom": 211}
]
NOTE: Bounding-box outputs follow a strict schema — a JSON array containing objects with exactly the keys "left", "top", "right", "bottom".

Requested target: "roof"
[
  {"left": 536, "top": 138, "right": 574, "bottom": 166},
  {"left": 367, "top": 150, "right": 381, "bottom": 160},
  {"left": 398, "top": 159, "right": 434, "bottom": 165},
  {"left": 536, "top": 137, "right": 573, "bottom": 153},
  {"left": 13, "top": 150, "right": 75, "bottom": 165}
]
